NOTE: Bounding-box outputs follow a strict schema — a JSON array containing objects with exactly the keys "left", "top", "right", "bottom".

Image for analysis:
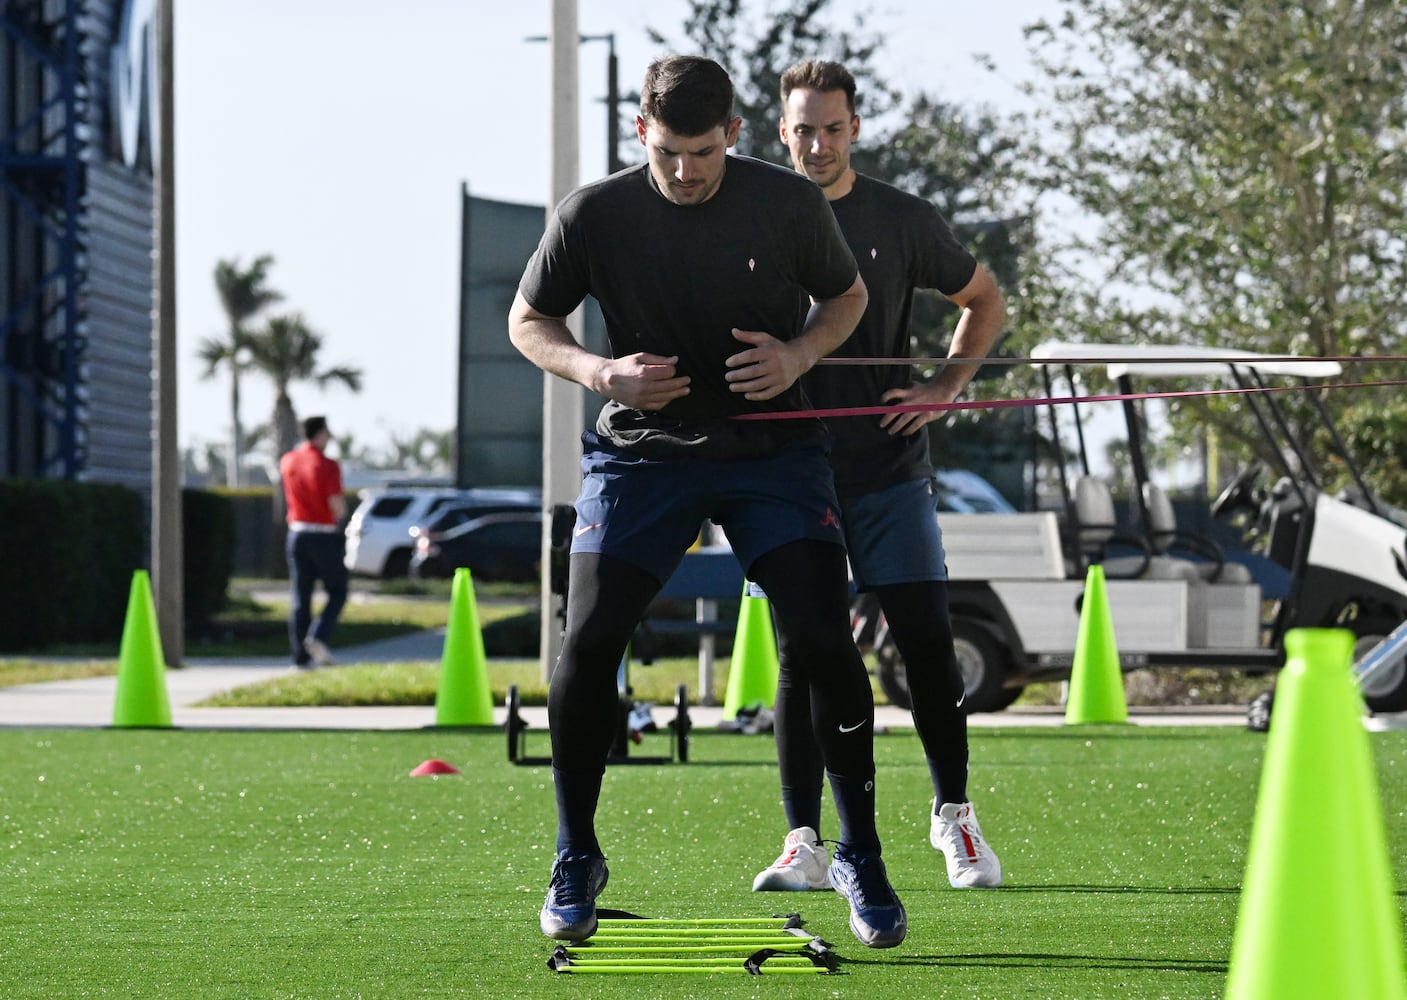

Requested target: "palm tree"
[
  {"left": 242, "top": 311, "right": 364, "bottom": 461},
  {"left": 198, "top": 255, "right": 282, "bottom": 487}
]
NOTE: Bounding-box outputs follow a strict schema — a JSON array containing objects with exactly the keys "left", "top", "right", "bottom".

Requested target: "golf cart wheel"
[
  {"left": 506, "top": 684, "right": 523, "bottom": 762},
  {"left": 673, "top": 683, "right": 691, "bottom": 763},
  {"left": 1351, "top": 617, "right": 1407, "bottom": 713},
  {"left": 988, "top": 684, "right": 1027, "bottom": 712},
  {"left": 874, "top": 618, "right": 1011, "bottom": 715},
  {"left": 951, "top": 618, "right": 1010, "bottom": 713}
]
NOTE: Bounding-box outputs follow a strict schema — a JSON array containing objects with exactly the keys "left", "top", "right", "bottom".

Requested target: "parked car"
[
  {"left": 344, "top": 484, "right": 541, "bottom": 578},
  {"left": 409, "top": 507, "right": 543, "bottom": 582},
  {"left": 933, "top": 469, "right": 1018, "bottom": 514}
]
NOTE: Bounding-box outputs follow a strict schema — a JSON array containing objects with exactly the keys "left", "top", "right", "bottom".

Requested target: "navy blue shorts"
[
  {"left": 571, "top": 431, "right": 845, "bottom": 584},
  {"left": 842, "top": 477, "right": 948, "bottom": 588}
]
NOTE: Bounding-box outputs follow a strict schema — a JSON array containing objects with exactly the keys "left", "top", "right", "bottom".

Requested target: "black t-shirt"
[
  {"left": 802, "top": 173, "right": 977, "bottom": 495},
  {"left": 519, "top": 156, "right": 859, "bottom": 460}
]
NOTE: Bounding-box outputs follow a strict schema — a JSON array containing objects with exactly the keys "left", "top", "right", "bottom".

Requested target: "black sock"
[
  {"left": 827, "top": 770, "right": 880, "bottom": 855},
  {"left": 781, "top": 784, "right": 823, "bottom": 836},
  {"left": 553, "top": 765, "right": 604, "bottom": 857},
  {"left": 929, "top": 757, "right": 969, "bottom": 811}
]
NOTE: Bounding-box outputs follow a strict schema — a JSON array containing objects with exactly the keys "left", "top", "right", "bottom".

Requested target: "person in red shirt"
[{"left": 279, "top": 415, "right": 348, "bottom": 668}]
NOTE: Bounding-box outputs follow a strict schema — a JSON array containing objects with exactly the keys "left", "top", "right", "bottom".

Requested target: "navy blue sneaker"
[
  {"left": 828, "top": 847, "right": 907, "bottom": 948},
  {"left": 539, "top": 852, "right": 609, "bottom": 940}
]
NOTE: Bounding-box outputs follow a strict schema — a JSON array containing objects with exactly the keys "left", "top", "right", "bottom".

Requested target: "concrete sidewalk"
[{"left": 0, "top": 623, "right": 1262, "bottom": 729}]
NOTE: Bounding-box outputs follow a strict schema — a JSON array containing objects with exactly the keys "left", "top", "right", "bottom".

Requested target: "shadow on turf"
[
  {"left": 841, "top": 953, "right": 1228, "bottom": 973},
  {"left": 991, "top": 883, "right": 1242, "bottom": 895},
  {"left": 975, "top": 729, "right": 1258, "bottom": 740}
]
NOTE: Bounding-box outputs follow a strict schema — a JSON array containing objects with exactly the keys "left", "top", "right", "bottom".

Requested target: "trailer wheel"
[
  {"left": 875, "top": 618, "right": 1013, "bottom": 714},
  {"left": 1352, "top": 617, "right": 1407, "bottom": 713}
]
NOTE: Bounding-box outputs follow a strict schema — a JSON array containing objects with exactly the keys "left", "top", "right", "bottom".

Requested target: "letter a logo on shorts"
[{"left": 819, "top": 507, "right": 838, "bottom": 528}]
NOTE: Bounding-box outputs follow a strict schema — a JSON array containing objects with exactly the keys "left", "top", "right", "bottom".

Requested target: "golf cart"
[{"left": 872, "top": 341, "right": 1407, "bottom": 715}]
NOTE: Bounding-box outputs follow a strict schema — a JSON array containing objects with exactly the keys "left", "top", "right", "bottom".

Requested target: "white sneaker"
[
  {"left": 751, "top": 826, "right": 832, "bottom": 891},
  {"left": 303, "top": 637, "right": 335, "bottom": 666},
  {"left": 930, "top": 801, "right": 1003, "bottom": 888}
]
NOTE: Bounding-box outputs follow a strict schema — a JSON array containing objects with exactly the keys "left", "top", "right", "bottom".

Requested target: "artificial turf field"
[{"left": 2, "top": 726, "right": 1404, "bottom": 999}]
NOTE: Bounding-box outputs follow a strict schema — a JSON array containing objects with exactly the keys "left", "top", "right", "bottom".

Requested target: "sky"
[{"left": 173, "top": 0, "right": 1049, "bottom": 464}]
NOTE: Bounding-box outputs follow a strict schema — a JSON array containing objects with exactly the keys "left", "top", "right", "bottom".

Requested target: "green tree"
[
  {"left": 381, "top": 427, "right": 454, "bottom": 476},
  {"left": 647, "top": 0, "right": 901, "bottom": 163},
  {"left": 650, "top": 0, "right": 1040, "bottom": 483},
  {"left": 198, "top": 255, "right": 282, "bottom": 487},
  {"left": 242, "top": 312, "right": 364, "bottom": 462},
  {"left": 1020, "top": 0, "right": 1407, "bottom": 491},
  {"left": 1331, "top": 401, "right": 1407, "bottom": 511}
]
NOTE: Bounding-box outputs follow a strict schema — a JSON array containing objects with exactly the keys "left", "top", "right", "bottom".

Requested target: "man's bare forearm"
[
  {"left": 508, "top": 291, "right": 607, "bottom": 392},
  {"left": 795, "top": 273, "right": 868, "bottom": 371},
  {"left": 932, "top": 265, "right": 1006, "bottom": 398}
]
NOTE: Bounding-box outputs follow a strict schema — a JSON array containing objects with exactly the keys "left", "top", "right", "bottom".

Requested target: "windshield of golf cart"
[{"left": 1027, "top": 340, "right": 1383, "bottom": 519}]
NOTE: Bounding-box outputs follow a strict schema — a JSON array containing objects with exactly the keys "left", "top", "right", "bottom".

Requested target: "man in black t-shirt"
[
  {"left": 509, "top": 55, "right": 906, "bottom": 949},
  {"left": 750, "top": 60, "right": 1008, "bottom": 895}
]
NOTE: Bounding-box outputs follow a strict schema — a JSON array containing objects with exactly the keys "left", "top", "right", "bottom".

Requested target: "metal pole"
[
  {"left": 525, "top": 32, "right": 619, "bottom": 179},
  {"left": 152, "top": 0, "right": 183, "bottom": 666},
  {"left": 540, "top": 0, "right": 584, "bottom": 683},
  {"left": 606, "top": 36, "right": 620, "bottom": 175}
]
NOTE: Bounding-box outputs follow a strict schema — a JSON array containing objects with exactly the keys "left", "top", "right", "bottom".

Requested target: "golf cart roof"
[{"left": 1031, "top": 341, "right": 1343, "bottom": 379}]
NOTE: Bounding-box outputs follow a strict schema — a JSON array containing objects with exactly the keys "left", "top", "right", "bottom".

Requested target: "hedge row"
[{"left": 0, "top": 480, "right": 234, "bottom": 652}]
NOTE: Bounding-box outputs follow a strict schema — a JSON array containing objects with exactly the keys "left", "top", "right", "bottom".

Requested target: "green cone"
[
  {"left": 1064, "top": 564, "right": 1128, "bottom": 724},
  {"left": 1225, "top": 628, "right": 1407, "bottom": 999},
  {"left": 434, "top": 567, "right": 494, "bottom": 726},
  {"left": 111, "top": 570, "right": 172, "bottom": 728},
  {"left": 722, "top": 585, "right": 780, "bottom": 721}
]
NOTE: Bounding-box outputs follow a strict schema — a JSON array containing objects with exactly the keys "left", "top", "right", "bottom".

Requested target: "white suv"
[{"left": 344, "top": 485, "right": 541, "bottom": 578}]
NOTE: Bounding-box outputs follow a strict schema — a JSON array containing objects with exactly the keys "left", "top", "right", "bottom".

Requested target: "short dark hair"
[
  {"left": 303, "top": 415, "right": 329, "bottom": 440},
  {"left": 639, "top": 55, "right": 735, "bottom": 136},
  {"left": 780, "top": 59, "right": 857, "bottom": 113}
]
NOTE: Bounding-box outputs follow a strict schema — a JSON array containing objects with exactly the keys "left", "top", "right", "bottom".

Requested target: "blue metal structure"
[{"left": 0, "top": 0, "right": 89, "bottom": 479}]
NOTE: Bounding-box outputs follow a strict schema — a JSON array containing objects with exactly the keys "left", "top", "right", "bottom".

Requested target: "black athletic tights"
[
  {"left": 549, "top": 541, "right": 876, "bottom": 855},
  {"left": 775, "top": 579, "right": 970, "bottom": 832}
]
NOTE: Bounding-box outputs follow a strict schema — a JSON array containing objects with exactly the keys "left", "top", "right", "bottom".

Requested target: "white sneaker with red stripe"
[
  {"left": 930, "top": 801, "right": 1002, "bottom": 888},
  {"left": 751, "top": 826, "right": 832, "bottom": 891}
]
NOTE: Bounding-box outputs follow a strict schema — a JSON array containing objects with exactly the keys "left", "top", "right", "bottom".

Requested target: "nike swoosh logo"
[
  {"left": 956, "top": 691, "right": 966, "bottom": 709},
  {"left": 838, "top": 720, "right": 866, "bottom": 734},
  {"left": 574, "top": 523, "right": 601, "bottom": 538}
]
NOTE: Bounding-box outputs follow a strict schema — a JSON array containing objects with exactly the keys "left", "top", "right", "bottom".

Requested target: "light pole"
[
  {"left": 526, "top": 31, "right": 625, "bottom": 176},
  {"left": 152, "top": 0, "right": 183, "bottom": 666}
]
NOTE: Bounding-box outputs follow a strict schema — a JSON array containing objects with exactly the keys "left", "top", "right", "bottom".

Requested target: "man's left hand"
[
  {"left": 879, "top": 382, "right": 959, "bottom": 436},
  {"left": 725, "top": 328, "right": 811, "bottom": 401}
]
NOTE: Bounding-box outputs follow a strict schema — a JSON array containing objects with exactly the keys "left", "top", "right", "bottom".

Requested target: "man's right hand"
[{"left": 592, "top": 353, "right": 691, "bottom": 410}]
